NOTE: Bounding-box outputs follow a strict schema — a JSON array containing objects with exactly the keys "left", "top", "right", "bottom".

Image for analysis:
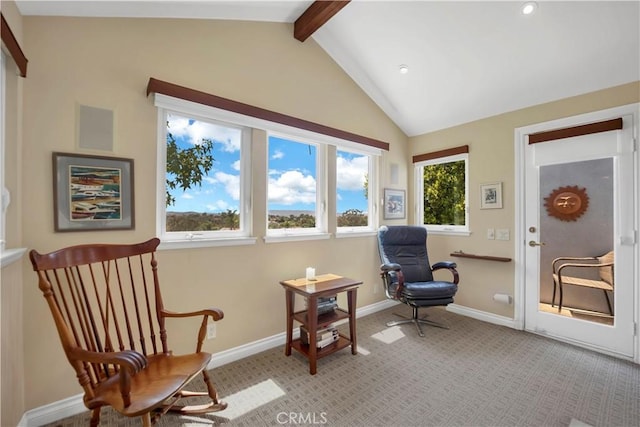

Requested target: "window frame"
[
  {"left": 265, "top": 132, "right": 328, "bottom": 240},
  {"left": 414, "top": 152, "right": 470, "bottom": 235},
  {"left": 335, "top": 147, "right": 378, "bottom": 236},
  {"left": 155, "top": 100, "right": 254, "bottom": 248},
  {"left": 1, "top": 51, "right": 6, "bottom": 251}
]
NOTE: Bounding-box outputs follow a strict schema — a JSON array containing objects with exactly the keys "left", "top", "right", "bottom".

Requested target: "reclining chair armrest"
[
  {"left": 70, "top": 348, "right": 148, "bottom": 408},
  {"left": 380, "top": 262, "right": 402, "bottom": 273},
  {"left": 432, "top": 261, "right": 460, "bottom": 285},
  {"left": 380, "top": 263, "right": 405, "bottom": 298}
]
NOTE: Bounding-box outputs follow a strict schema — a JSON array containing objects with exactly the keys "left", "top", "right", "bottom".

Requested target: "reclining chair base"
[{"left": 387, "top": 306, "right": 448, "bottom": 337}]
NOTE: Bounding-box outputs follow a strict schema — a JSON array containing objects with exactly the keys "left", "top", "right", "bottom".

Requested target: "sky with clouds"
[{"left": 166, "top": 115, "right": 368, "bottom": 215}]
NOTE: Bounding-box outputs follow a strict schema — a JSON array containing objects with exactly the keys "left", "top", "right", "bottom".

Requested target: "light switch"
[
  {"left": 496, "top": 229, "right": 510, "bottom": 241},
  {"left": 487, "top": 228, "right": 495, "bottom": 240}
]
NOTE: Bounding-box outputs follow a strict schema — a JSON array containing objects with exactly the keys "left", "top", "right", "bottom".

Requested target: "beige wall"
[
  {"left": 409, "top": 82, "right": 640, "bottom": 318},
  {"left": 19, "top": 16, "right": 407, "bottom": 409},
  {"left": 1, "top": 2, "right": 26, "bottom": 427},
  {"left": 9, "top": 8, "right": 640, "bottom": 419},
  {"left": 1, "top": 260, "right": 25, "bottom": 427}
]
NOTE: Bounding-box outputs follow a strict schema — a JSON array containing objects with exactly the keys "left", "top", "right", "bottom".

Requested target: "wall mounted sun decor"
[{"left": 544, "top": 185, "right": 589, "bottom": 222}]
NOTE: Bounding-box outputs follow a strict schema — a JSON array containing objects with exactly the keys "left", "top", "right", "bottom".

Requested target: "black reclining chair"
[{"left": 377, "top": 225, "right": 459, "bottom": 337}]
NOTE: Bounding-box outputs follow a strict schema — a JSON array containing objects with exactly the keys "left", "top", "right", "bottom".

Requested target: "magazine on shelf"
[
  {"left": 303, "top": 296, "right": 338, "bottom": 314},
  {"left": 300, "top": 325, "right": 339, "bottom": 347}
]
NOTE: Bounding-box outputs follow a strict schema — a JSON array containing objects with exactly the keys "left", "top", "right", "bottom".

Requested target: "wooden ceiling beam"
[
  {"left": 294, "top": 1, "right": 350, "bottom": 42},
  {"left": 1, "top": 13, "right": 28, "bottom": 77}
]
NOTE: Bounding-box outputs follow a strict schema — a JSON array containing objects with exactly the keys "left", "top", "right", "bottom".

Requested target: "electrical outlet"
[
  {"left": 487, "top": 228, "right": 495, "bottom": 240},
  {"left": 206, "top": 322, "right": 216, "bottom": 340}
]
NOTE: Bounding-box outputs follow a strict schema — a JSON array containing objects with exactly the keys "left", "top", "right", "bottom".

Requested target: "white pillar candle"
[{"left": 306, "top": 267, "right": 316, "bottom": 280}]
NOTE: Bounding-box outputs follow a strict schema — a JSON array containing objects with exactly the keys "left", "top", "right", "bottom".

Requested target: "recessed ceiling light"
[
  {"left": 399, "top": 64, "right": 409, "bottom": 74},
  {"left": 521, "top": 2, "right": 537, "bottom": 15}
]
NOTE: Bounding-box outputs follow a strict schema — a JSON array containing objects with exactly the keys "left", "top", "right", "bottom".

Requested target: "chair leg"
[
  {"left": 202, "top": 369, "right": 227, "bottom": 410},
  {"left": 141, "top": 412, "right": 152, "bottom": 427},
  {"left": 603, "top": 290, "right": 613, "bottom": 316},
  {"left": 89, "top": 408, "right": 101, "bottom": 427},
  {"left": 386, "top": 306, "right": 448, "bottom": 337}
]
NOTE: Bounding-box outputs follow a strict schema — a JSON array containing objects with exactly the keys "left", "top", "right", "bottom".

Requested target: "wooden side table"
[{"left": 280, "top": 274, "right": 361, "bottom": 375}]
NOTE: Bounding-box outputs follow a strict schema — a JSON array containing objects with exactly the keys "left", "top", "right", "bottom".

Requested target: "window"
[
  {"left": 267, "top": 135, "right": 326, "bottom": 236},
  {"left": 336, "top": 149, "right": 376, "bottom": 233},
  {"left": 157, "top": 109, "right": 252, "bottom": 245},
  {"left": 414, "top": 152, "right": 468, "bottom": 234},
  {"left": 151, "top": 84, "right": 386, "bottom": 247}
]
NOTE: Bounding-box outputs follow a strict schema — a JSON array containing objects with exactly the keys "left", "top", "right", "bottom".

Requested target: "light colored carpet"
[{"left": 45, "top": 306, "right": 639, "bottom": 426}]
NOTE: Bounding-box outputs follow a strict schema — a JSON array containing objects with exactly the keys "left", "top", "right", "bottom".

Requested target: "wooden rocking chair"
[{"left": 29, "top": 238, "right": 227, "bottom": 426}]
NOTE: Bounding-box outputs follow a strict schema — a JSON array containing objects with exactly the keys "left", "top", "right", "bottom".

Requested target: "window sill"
[
  {"left": 335, "top": 229, "right": 377, "bottom": 238},
  {"left": 158, "top": 237, "right": 257, "bottom": 250},
  {"left": 264, "top": 233, "right": 331, "bottom": 244},
  {"left": 426, "top": 228, "right": 471, "bottom": 237},
  {"left": 1, "top": 247, "right": 27, "bottom": 268}
]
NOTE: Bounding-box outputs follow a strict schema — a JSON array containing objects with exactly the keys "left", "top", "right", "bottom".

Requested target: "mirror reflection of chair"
[
  {"left": 377, "top": 225, "right": 459, "bottom": 337},
  {"left": 552, "top": 251, "right": 614, "bottom": 316},
  {"left": 29, "top": 238, "right": 227, "bottom": 427}
]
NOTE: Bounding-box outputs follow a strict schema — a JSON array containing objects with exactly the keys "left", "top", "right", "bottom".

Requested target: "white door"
[{"left": 523, "top": 114, "right": 636, "bottom": 358}]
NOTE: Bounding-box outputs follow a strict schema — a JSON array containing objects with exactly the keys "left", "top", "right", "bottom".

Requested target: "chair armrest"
[
  {"left": 432, "top": 261, "right": 459, "bottom": 285},
  {"left": 161, "top": 307, "right": 224, "bottom": 322},
  {"left": 557, "top": 261, "right": 613, "bottom": 275},
  {"left": 552, "top": 256, "right": 597, "bottom": 273},
  {"left": 380, "top": 263, "right": 404, "bottom": 298},
  {"left": 70, "top": 348, "right": 148, "bottom": 372},
  {"left": 380, "top": 262, "right": 402, "bottom": 273},
  {"left": 69, "top": 348, "right": 147, "bottom": 408},
  {"left": 161, "top": 308, "right": 224, "bottom": 353}
]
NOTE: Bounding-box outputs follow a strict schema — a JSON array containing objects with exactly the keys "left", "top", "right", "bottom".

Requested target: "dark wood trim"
[
  {"left": 147, "top": 77, "right": 390, "bottom": 151},
  {"left": 528, "top": 117, "right": 623, "bottom": 144},
  {"left": 450, "top": 252, "right": 511, "bottom": 263},
  {"left": 412, "top": 145, "right": 469, "bottom": 163},
  {"left": 1, "top": 13, "right": 28, "bottom": 77},
  {"left": 294, "top": 1, "right": 350, "bottom": 42}
]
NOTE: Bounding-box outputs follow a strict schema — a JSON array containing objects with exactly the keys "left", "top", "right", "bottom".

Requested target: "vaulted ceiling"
[{"left": 15, "top": 1, "right": 640, "bottom": 136}]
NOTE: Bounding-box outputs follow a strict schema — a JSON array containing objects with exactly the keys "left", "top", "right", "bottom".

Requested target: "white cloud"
[
  {"left": 207, "top": 200, "right": 229, "bottom": 211},
  {"left": 167, "top": 114, "right": 241, "bottom": 152},
  {"left": 215, "top": 171, "right": 240, "bottom": 200},
  {"left": 336, "top": 155, "right": 368, "bottom": 191},
  {"left": 268, "top": 170, "right": 316, "bottom": 205}
]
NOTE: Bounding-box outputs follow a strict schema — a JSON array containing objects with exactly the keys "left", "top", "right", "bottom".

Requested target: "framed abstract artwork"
[{"left": 53, "top": 152, "right": 134, "bottom": 231}]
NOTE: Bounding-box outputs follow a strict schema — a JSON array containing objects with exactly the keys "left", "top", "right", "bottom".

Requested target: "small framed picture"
[
  {"left": 383, "top": 188, "right": 406, "bottom": 219},
  {"left": 53, "top": 152, "right": 135, "bottom": 231},
  {"left": 480, "top": 182, "right": 503, "bottom": 209}
]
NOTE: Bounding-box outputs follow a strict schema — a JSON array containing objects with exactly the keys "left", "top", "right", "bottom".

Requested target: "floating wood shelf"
[{"left": 450, "top": 252, "right": 512, "bottom": 262}]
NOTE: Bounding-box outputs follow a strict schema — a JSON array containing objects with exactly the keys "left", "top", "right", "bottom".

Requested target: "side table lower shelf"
[{"left": 290, "top": 334, "right": 352, "bottom": 359}]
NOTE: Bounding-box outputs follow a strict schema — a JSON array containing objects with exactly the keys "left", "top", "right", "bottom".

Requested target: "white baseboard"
[
  {"left": 446, "top": 303, "right": 517, "bottom": 328},
  {"left": 21, "top": 393, "right": 86, "bottom": 427},
  {"left": 23, "top": 298, "right": 398, "bottom": 426}
]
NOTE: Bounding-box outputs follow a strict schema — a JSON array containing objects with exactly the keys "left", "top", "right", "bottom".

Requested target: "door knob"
[{"left": 528, "top": 240, "right": 546, "bottom": 247}]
